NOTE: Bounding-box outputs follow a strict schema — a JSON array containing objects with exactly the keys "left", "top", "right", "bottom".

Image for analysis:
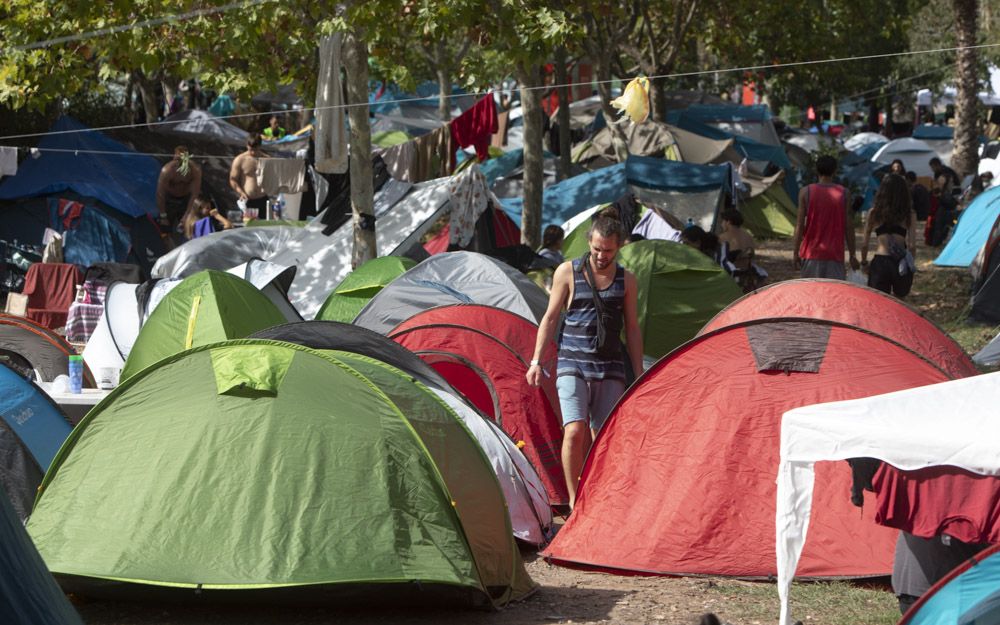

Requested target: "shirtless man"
[
  {"left": 156, "top": 146, "right": 202, "bottom": 233},
  {"left": 229, "top": 135, "right": 268, "bottom": 211}
]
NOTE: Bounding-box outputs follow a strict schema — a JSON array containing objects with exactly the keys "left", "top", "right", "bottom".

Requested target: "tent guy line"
[
  {"left": 1, "top": 41, "right": 999, "bottom": 142},
  {"left": 0, "top": 146, "right": 242, "bottom": 160}
]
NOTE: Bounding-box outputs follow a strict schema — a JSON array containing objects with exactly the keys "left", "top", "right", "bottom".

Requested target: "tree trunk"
[
  {"left": 952, "top": 0, "right": 981, "bottom": 177},
  {"left": 593, "top": 57, "right": 629, "bottom": 162},
  {"left": 161, "top": 79, "right": 176, "bottom": 117},
  {"left": 343, "top": 29, "right": 376, "bottom": 268},
  {"left": 649, "top": 74, "right": 667, "bottom": 123},
  {"left": 135, "top": 73, "right": 160, "bottom": 125},
  {"left": 436, "top": 41, "right": 451, "bottom": 122},
  {"left": 518, "top": 65, "right": 544, "bottom": 249},
  {"left": 554, "top": 46, "right": 572, "bottom": 181}
]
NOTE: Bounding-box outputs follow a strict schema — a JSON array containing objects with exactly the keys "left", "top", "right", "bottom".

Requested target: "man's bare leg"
[{"left": 562, "top": 420, "right": 592, "bottom": 510}]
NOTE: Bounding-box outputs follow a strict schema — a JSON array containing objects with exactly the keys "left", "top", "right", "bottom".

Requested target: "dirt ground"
[{"left": 73, "top": 222, "right": 995, "bottom": 625}]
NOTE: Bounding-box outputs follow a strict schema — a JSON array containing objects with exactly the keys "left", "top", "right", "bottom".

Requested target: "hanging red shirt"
[{"left": 449, "top": 95, "right": 498, "bottom": 169}]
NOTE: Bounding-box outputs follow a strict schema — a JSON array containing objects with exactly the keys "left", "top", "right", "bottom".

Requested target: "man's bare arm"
[
  {"left": 229, "top": 156, "right": 247, "bottom": 199},
  {"left": 793, "top": 187, "right": 807, "bottom": 268},
  {"left": 526, "top": 262, "right": 571, "bottom": 386}
]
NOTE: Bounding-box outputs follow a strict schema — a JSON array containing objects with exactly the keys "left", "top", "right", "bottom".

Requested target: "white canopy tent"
[{"left": 775, "top": 372, "right": 1000, "bottom": 625}]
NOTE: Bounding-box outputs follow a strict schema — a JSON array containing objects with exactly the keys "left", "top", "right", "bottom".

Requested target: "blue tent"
[
  {"left": 934, "top": 185, "right": 1000, "bottom": 267},
  {"left": 499, "top": 157, "right": 732, "bottom": 228},
  {"left": 481, "top": 149, "right": 525, "bottom": 186},
  {"left": 0, "top": 485, "right": 84, "bottom": 625},
  {"left": 901, "top": 544, "right": 1000, "bottom": 625},
  {"left": 0, "top": 365, "right": 73, "bottom": 472},
  {"left": 0, "top": 116, "right": 159, "bottom": 218}
]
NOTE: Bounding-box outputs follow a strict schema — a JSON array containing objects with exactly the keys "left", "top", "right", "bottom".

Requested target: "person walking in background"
[
  {"left": 230, "top": 135, "right": 268, "bottom": 213},
  {"left": 906, "top": 171, "right": 931, "bottom": 221},
  {"left": 156, "top": 145, "right": 202, "bottom": 246},
  {"left": 861, "top": 174, "right": 917, "bottom": 298},
  {"left": 526, "top": 216, "right": 643, "bottom": 510},
  {"left": 793, "top": 155, "right": 859, "bottom": 279},
  {"left": 538, "top": 224, "right": 565, "bottom": 265}
]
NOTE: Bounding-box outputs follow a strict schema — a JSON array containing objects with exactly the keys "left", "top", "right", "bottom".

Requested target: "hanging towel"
[
  {"left": 315, "top": 33, "right": 348, "bottom": 174},
  {"left": 447, "top": 166, "right": 494, "bottom": 247},
  {"left": 379, "top": 140, "right": 417, "bottom": 182},
  {"left": 450, "top": 95, "right": 498, "bottom": 168},
  {"left": 256, "top": 158, "right": 307, "bottom": 195},
  {"left": 492, "top": 110, "right": 510, "bottom": 148},
  {"left": 412, "top": 126, "right": 454, "bottom": 182},
  {"left": 0, "top": 146, "right": 16, "bottom": 176}
]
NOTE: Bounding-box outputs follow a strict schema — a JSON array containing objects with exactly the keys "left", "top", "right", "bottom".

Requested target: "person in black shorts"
[{"left": 861, "top": 174, "right": 917, "bottom": 298}]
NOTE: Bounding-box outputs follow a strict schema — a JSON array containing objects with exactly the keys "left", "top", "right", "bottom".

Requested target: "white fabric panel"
[
  {"left": 776, "top": 372, "right": 1000, "bottom": 625},
  {"left": 431, "top": 389, "right": 552, "bottom": 545},
  {"left": 314, "top": 33, "right": 347, "bottom": 175}
]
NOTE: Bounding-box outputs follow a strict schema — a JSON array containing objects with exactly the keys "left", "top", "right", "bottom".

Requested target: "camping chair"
[{"left": 22, "top": 262, "right": 82, "bottom": 331}]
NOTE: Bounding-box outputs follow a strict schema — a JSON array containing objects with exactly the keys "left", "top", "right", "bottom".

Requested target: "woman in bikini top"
[{"left": 861, "top": 174, "right": 916, "bottom": 264}]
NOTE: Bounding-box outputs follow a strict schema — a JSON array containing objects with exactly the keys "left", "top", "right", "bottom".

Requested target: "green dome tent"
[
  {"left": 618, "top": 240, "right": 742, "bottom": 359},
  {"left": 120, "top": 271, "right": 287, "bottom": 380},
  {"left": 28, "top": 340, "right": 535, "bottom": 606},
  {"left": 315, "top": 256, "right": 416, "bottom": 323},
  {"left": 740, "top": 184, "right": 797, "bottom": 238}
]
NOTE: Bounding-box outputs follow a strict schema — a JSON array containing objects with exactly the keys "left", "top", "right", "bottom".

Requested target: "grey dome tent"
[
  {"left": 0, "top": 314, "right": 93, "bottom": 385},
  {"left": 0, "top": 485, "right": 83, "bottom": 625},
  {"left": 354, "top": 251, "right": 549, "bottom": 335}
]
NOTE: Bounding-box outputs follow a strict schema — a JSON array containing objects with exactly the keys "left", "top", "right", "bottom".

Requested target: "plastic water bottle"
[
  {"left": 274, "top": 194, "right": 284, "bottom": 220},
  {"left": 686, "top": 217, "right": 694, "bottom": 228},
  {"left": 68, "top": 355, "right": 83, "bottom": 394}
]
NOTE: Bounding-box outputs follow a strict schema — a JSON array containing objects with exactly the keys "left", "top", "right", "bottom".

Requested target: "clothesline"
[
  {"left": 0, "top": 41, "right": 997, "bottom": 142},
  {"left": 0, "top": 146, "right": 301, "bottom": 161}
]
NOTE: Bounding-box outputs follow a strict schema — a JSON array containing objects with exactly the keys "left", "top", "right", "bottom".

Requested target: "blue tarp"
[
  {"left": 678, "top": 104, "right": 773, "bottom": 125},
  {"left": 48, "top": 199, "right": 132, "bottom": 268},
  {"left": 903, "top": 545, "right": 1000, "bottom": 625},
  {"left": 934, "top": 185, "right": 1000, "bottom": 267},
  {"left": 0, "top": 366, "right": 72, "bottom": 471},
  {"left": 481, "top": 149, "right": 524, "bottom": 186},
  {"left": 0, "top": 117, "right": 159, "bottom": 218},
  {"left": 499, "top": 157, "right": 731, "bottom": 227},
  {"left": 912, "top": 125, "right": 954, "bottom": 140}
]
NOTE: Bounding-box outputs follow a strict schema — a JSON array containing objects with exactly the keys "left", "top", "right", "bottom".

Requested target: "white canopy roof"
[{"left": 775, "top": 371, "right": 1000, "bottom": 625}]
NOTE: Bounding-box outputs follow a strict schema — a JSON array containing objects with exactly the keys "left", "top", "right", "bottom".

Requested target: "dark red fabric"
[
  {"left": 925, "top": 196, "right": 939, "bottom": 246},
  {"left": 390, "top": 305, "right": 566, "bottom": 505},
  {"left": 799, "top": 183, "right": 848, "bottom": 261},
  {"left": 873, "top": 465, "right": 1000, "bottom": 545},
  {"left": 542, "top": 320, "right": 949, "bottom": 578},
  {"left": 449, "top": 95, "right": 498, "bottom": 169},
  {"left": 700, "top": 279, "right": 978, "bottom": 379},
  {"left": 57, "top": 199, "right": 85, "bottom": 231},
  {"left": 22, "top": 263, "right": 82, "bottom": 330},
  {"left": 429, "top": 360, "right": 497, "bottom": 419},
  {"left": 492, "top": 208, "right": 522, "bottom": 248}
]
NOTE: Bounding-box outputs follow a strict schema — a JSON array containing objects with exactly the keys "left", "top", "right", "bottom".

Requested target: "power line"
[
  {"left": 1, "top": 41, "right": 998, "bottom": 142},
  {"left": 4, "top": 0, "right": 280, "bottom": 54}
]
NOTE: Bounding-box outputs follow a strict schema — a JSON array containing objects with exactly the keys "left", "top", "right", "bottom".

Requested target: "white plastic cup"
[{"left": 98, "top": 367, "right": 120, "bottom": 390}]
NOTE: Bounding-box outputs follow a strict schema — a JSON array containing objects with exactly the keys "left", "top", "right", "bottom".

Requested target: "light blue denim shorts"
[{"left": 556, "top": 375, "right": 626, "bottom": 433}]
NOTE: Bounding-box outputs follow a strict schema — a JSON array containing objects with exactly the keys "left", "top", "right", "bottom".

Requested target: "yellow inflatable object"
[{"left": 611, "top": 77, "right": 650, "bottom": 124}]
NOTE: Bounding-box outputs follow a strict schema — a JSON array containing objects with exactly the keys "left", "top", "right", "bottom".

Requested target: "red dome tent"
[
  {"left": 390, "top": 305, "right": 567, "bottom": 505},
  {"left": 542, "top": 318, "right": 951, "bottom": 577},
  {"left": 699, "top": 279, "right": 977, "bottom": 379}
]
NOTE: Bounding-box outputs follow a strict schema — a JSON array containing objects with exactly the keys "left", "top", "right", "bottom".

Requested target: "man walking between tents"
[
  {"left": 793, "top": 154, "right": 859, "bottom": 279},
  {"left": 526, "top": 216, "right": 643, "bottom": 510}
]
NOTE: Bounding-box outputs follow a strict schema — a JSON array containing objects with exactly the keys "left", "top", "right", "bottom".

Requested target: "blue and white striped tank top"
[{"left": 556, "top": 258, "right": 626, "bottom": 381}]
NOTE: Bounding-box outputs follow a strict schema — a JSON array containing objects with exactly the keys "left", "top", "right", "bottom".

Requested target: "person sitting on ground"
[
  {"left": 718, "top": 209, "right": 766, "bottom": 292},
  {"left": 262, "top": 115, "right": 286, "bottom": 140},
  {"left": 906, "top": 171, "right": 931, "bottom": 221},
  {"left": 182, "top": 195, "right": 232, "bottom": 240},
  {"left": 861, "top": 174, "right": 916, "bottom": 298},
  {"left": 538, "top": 224, "right": 565, "bottom": 265}
]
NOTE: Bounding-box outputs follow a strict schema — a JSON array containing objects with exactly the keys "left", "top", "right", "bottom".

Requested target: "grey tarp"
[
  {"left": 354, "top": 251, "right": 549, "bottom": 334},
  {"left": 156, "top": 109, "right": 249, "bottom": 146},
  {"left": 573, "top": 121, "right": 680, "bottom": 170}
]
